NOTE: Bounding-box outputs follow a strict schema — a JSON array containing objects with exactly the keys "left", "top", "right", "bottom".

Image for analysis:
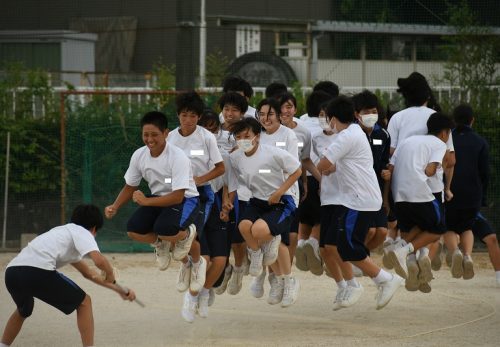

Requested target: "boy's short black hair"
[
  {"left": 265, "top": 82, "right": 288, "bottom": 99},
  {"left": 306, "top": 90, "right": 333, "bottom": 117},
  {"left": 140, "top": 111, "right": 168, "bottom": 131},
  {"left": 427, "top": 112, "right": 454, "bottom": 135},
  {"left": 231, "top": 117, "right": 262, "bottom": 136},
  {"left": 222, "top": 75, "right": 254, "bottom": 98},
  {"left": 70, "top": 204, "right": 104, "bottom": 231},
  {"left": 218, "top": 92, "right": 249, "bottom": 113},
  {"left": 352, "top": 90, "right": 379, "bottom": 112},
  {"left": 325, "top": 95, "right": 355, "bottom": 124},
  {"left": 313, "top": 81, "right": 340, "bottom": 98},
  {"left": 257, "top": 97, "right": 282, "bottom": 117},
  {"left": 397, "top": 72, "right": 432, "bottom": 107},
  {"left": 279, "top": 92, "right": 297, "bottom": 109},
  {"left": 198, "top": 108, "right": 221, "bottom": 128},
  {"left": 453, "top": 104, "right": 474, "bottom": 126},
  {"left": 175, "top": 91, "right": 205, "bottom": 115}
]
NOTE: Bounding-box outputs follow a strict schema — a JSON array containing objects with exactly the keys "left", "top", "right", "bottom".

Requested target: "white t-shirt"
[
  {"left": 167, "top": 126, "right": 223, "bottom": 186},
  {"left": 260, "top": 125, "right": 300, "bottom": 204},
  {"left": 312, "top": 130, "right": 341, "bottom": 206},
  {"left": 210, "top": 129, "right": 236, "bottom": 192},
  {"left": 291, "top": 122, "right": 312, "bottom": 160},
  {"left": 124, "top": 143, "right": 198, "bottom": 198},
  {"left": 7, "top": 223, "right": 100, "bottom": 270},
  {"left": 300, "top": 117, "right": 322, "bottom": 175},
  {"left": 390, "top": 135, "right": 447, "bottom": 203},
  {"left": 229, "top": 144, "right": 300, "bottom": 202},
  {"left": 427, "top": 136, "right": 454, "bottom": 194},
  {"left": 322, "top": 124, "right": 382, "bottom": 211}
]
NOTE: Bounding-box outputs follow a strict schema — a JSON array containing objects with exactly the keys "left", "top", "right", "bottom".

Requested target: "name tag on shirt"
[
  {"left": 276, "top": 141, "right": 286, "bottom": 147},
  {"left": 298, "top": 142, "right": 304, "bottom": 148},
  {"left": 164, "top": 178, "right": 172, "bottom": 184},
  {"left": 373, "top": 139, "right": 383, "bottom": 145},
  {"left": 190, "top": 149, "right": 204, "bottom": 156},
  {"left": 259, "top": 169, "right": 271, "bottom": 174}
]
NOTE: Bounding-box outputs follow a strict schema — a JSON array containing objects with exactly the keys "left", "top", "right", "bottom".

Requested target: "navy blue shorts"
[
  {"left": 298, "top": 176, "right": 321, "bottom": 226},
  {"left": 320, "top": 204, "right": 342, "bottom": 247},
  {"left": 370, "top": 207, "right": 388, "bottom": 228},
  {"left": 5, "top": 266, "right": 86, "bottom": 317},
  {"left": 239, "top": 196, "right": 296, "bottom": 246},
  {"left": 194, "top": 185, "right": 215, "bottom": 238},
  {"left": 473, "top": 212, "right": 496, "bottom": 242},
  {"left": 230, "top": 198, "right": 248, "bottom": 245},
  {"left": 394, "top": 199, "right": 446, "bottom": 235},
  {"left": 127, "top": 197, "right": 199, "bottom": 236},
  {"left": 200, "top": 190, "right": 230, "bottom": 258},
  {"left": 336, "top": 207, "right": 374, "bottom": 262},
  {"left": 445, "top": 206, "right": 478, "bottom": 234}
]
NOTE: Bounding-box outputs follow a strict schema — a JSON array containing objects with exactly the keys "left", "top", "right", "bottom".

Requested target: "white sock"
[
  {"left": 385, "top": 237, "right": 394, "bottom": 243},
  {"left": 347, "top": 278, "right": 360, "bottom": 288},
  {"left": 419, "top": 247, "right": 429, "bottom": 257},
  {"left": 298, "top": 239, "right": 306, "bottom": 247},
  {"left": 0, "top": 343, "right": 10, "bottom": 347},
  {"left": 336, "top": 279, "right": 347, "bottom": 289},
  {"left": 395, "top": 236, "right": 402, "bottom": 242},
  {"left": 188, "top": 292, "right": 198, "bottom": 300},
  {"left": 403, "top": 242, "right": 414, "bottom": 254},
  {"left": 200, "top": 287, "right": 209, "bottom": 296},
  {"left": 233, "top": 266, "right": 243, "bottom": 273},
  {"left": 309, "top": 237, "right": 319, "bottom": 247},
  {"left": 372, "top": 269, "right": 393, "bottom": 285}
]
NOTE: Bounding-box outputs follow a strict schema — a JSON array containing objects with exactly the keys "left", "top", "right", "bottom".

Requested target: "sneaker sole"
[
  {"left": 173, "top": 228, "right": 197, "bottom": 261},
  {"left": 451, "top": 253, "right": 464, "bottom": 278},
  {"left": 382, "top": 252, "right": 394, "bottom": 269},
  {"left": 463, "top": 260, "right": 474, "bottom": 280},
  {"left": 303, "top": 243, "right": 323, "bottom": 276},
  {"left": 417, "top": 256, "right": 433, "bottom": 283},
  {"left": 405, "top": 262, "right": 419, "bottom": 292},
  {"left": 418, "top": 282, "right": 432, "bottom": 293},
  {"left": 294, "top": 246, "right": 309, "bottom": 271},
  {"left": 387, "top": 250, "right": 408, "bottom": 279},
  {"left": 431, "top": 243, "right": 443, "bottom": 271}
]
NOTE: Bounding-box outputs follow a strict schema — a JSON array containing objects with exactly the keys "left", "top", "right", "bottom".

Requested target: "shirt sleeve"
[
  {"left": 226, "top": 154, "right": 239, "bottom": 193},
  {"left": 323, "top": 132, "right": 350, "bottom": 165},
  {"left": 387, "top": 115, "right": 399, "bottom": 149},
  {"left": 287, "top": 131, "right": 299, "bottom": 159},
  {"left": 275, "top": 148, "right": 301, "bottom": 175},
  {"left": 446, "top": 132, "right": 455, "bottom": 152},
  {"left": 428, "top": 141, "right": 447, "bottom": 165},
  {"left": 206, "top": 130, "right": 224, "bottom": 164},
  {"left": 124, "top": 149, "right": 143, "bottom": 187},
  {"left": 71, "top": 226, "right": 100, "bottom": 258}
]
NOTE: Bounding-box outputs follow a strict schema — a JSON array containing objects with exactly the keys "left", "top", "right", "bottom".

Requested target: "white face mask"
[
  {"left": 237, "top": 137, "right": 256, "bottom": 152},
  {"left": 360, "top": 113, "right": 378, "bottom": 128},
  {"left": 319, "top": 117, "right": 332, "bottom": 131}
]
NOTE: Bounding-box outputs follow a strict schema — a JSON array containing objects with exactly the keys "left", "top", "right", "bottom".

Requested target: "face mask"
[
  {"left": 319, "top": 117, "right": 332, "bottom": 131},
  {"left": 237, "top": 137, "right": 256, "bottom": 152},
  {"left": 360, "top": 113, "right": 378, "bottom": 128}
]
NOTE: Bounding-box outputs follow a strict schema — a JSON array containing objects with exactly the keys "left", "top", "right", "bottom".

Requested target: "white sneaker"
[
  {"left": 173, "top": 224, "right": 197, "bottom": 261},
  {"left": 295, "top": 241, "right": 308, "bottom": 271},
  {"left": 215, "top": 264, "right": 232, "bottom": 295},
  {"left": 267, "top": 275, "right": 284, "bottom": 305},
  {"left": 190, "top": 257, "right": 207, "bottom": 293},
  {"left": 262, "top": 235, "right": 281, "bottom": 266},
  {"left": 405, "top": 256, "right": 419, "bottom": 292},
  {"left": 332, "top": 287, "right": 346, "bottom": 311},
  {"left": 250, "top": 268, "right": 266, "bottom": 298},
  {"left": 352, "top": 264, "right": 363, "bottom": 278},
  {"left": 181, "top": 292, "right": 198, "bottom": 323},
  {"left": 376, "top": 274, "right": 403, "bottom": 310},
  {"left": 198, "top": 292, "right": 209, "bottom": 318},
  {"left": 153, "top": 240, "right": 171, "bottom": 271},
  {"left": 417, "top": 253, "right": 433, "bottom": 283},
  {"left": 248, "top": 248, "right": 264, "bottom": 276},
  {"left": 281, "top": 276, "right": 300, "bottom": 308},
  {"left": 176, "top": 258, "right": 192, "bottom": 292},
  {"left": 451, "top": 249, "right": 464, "bottom": 279},
  {"left": 340, "top": 284, "right": 364, "bottom": 308},
  {"left": 208, "top": 288, "right": 215, "bottom": 306},
  {"left": 463, "top": 255, "right": 474, "bottom": 280},
  {"left": 304, "top": 239, "right": 323, "bottom": 276},
  {"left": 227, "top": 267, "right": 243, "bottom": 295},
  {"left": 388, "top": 246, "right": 409, "bottom": 279}
]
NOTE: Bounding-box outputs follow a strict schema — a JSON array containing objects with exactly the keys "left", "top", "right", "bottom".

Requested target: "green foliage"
[
  {"left": 152, "top": 60, "right": 176, "bottom": 90},
  {"left": 205, "top": 51, "right": 230, "bottom": 88}
]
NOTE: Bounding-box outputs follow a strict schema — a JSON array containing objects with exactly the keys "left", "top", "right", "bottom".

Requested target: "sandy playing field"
[{"left": 0, "top": 252, "right": 499, "bottom": 347}]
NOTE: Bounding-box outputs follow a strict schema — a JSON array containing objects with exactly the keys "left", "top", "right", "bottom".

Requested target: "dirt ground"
[{"left": 0, "top": 252, "right": 499, "bottom": 347}]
